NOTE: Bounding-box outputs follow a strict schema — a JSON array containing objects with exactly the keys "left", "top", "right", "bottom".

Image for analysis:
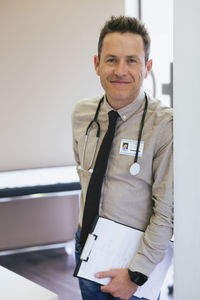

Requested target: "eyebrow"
[
  {"left": 105, "top": 54, "right": 140, "bottom": 59},
  {"left": 127, "top": 55, "right": 139, "bottom": 59},
  {"left": 104, "top": 54, "right": 117, "bottom": 58}
]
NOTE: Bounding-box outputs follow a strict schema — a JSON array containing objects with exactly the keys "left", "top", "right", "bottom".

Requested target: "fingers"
[
  {"left": 96, "top": 268, "right": 138, "bottom": 299},
  {"left": 95, "top": 269, "right": 118, "bottom": 279},
  {"left": 95, "top": 270, "right": 116, "bottom": 295},
  {"left": 101, "top": 283, "right": 113, "bottom": 294}
]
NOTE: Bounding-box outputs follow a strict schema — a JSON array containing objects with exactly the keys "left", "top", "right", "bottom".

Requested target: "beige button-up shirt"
[{"left": 72, "top": 90, "right": 173, "bottom": 276}]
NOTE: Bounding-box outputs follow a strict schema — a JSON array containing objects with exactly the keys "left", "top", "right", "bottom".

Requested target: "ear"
[
  {"left": 144, "top": 59, "right": 152, "bottom": 78},
  {"left": 94, "top": 55, "right": 100, "bottom": 76}
]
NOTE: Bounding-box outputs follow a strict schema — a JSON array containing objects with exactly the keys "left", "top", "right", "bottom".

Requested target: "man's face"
[{"left": 94, "top": 32, "right": 152, "bottom": 109}]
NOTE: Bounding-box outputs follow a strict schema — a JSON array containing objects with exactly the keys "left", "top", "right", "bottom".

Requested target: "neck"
[{"left": 106, "top": 90, "right": 142, "bottom": 110}]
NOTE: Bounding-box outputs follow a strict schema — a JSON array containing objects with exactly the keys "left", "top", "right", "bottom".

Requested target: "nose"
[{"left": 114, "top": 61, "right": 127, "bottom": 77}]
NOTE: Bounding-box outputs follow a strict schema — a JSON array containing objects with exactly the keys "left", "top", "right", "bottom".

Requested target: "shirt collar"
[{"left": 103, "top": 89, "right": 145, "bottom": 121}]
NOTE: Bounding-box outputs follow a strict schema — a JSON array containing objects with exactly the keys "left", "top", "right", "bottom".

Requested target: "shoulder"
[
  {"left": 147, "top": 95, "right": 173, "bottom": 132},
  {"left": 146, "top": 96, "right": 173, "bottom": 155},
  {"left": 146, "top": 95, "right": 173, "bottom": 151},
  {"left": 72, "top": 95, "right": 103, "bottom": 122}
]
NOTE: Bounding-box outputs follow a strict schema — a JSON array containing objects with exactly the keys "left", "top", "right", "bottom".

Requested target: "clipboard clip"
[{"left": 80, "top": 233, "right": 98, "bottom": 262}]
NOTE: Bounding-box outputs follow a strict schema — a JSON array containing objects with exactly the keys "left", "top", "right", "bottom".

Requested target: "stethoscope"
[{"left": 78, "top": 93, "right": 148, "bottom": 176}]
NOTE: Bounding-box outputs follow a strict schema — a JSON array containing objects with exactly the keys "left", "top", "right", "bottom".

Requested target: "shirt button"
[{"left": 123, "top": 115, "right": 127, "bottom": 120}]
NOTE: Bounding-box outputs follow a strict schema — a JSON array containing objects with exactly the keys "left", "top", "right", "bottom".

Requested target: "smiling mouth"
[{"left": 110, "top": 80, "right": 130, "bottom": 84}]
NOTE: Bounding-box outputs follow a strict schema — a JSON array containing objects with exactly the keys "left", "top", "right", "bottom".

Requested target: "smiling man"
[
  {"left": 94, "top": 32, "right": 152, "bottom": 110},
  {"left": 72, "top": 16, "right": 173, "bottom": 300}
]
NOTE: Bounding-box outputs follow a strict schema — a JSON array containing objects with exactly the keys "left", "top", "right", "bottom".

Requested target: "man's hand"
[{"left": 95, "top": 268, "right": 138, "bottom": 299}]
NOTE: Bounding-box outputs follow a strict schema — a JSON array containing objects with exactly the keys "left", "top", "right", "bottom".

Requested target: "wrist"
[{"left": 128, "top": 270, "right": 148, "bottom": 286}]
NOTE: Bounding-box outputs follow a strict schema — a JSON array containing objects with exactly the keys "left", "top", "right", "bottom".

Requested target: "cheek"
[
  {"left": 134, "top": 69, "right": 145, "bottom": 82},
  {"left": 99, "top": 69, "right": 113, "bottom": 84},
  {"left": 99, "top": 65, "right": 114, "bottom": 77}
]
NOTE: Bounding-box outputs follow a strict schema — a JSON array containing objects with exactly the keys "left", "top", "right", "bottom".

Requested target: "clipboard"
[{"left": 74, "top": 217, "right": 173, "bottom": 300}]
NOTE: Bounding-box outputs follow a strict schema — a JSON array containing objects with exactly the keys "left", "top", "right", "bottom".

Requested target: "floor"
[
  {"left": 0, "top": 241, "right": 173, "bottom": 300},
  {"left": 0, "top": 245, "right": 81, "bottom": 300}
]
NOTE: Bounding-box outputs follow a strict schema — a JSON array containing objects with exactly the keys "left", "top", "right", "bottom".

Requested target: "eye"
[
  {"left": 128, "top": 58, "right": 136, "bottom": 63},
  {"left": 106, "top": 58, "right": 116, "bottom": 63}
]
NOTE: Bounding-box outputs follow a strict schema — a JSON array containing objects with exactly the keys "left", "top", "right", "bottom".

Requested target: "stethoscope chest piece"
[{"left": 130, "top": 162, "right": 140, "bottom": 176}]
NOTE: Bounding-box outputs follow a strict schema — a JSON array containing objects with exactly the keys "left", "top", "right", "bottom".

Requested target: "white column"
[{"left": 174, "top": 0, "right": 200, "bottom": 299}]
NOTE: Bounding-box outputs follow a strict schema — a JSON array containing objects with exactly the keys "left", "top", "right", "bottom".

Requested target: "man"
[{"left": 72, "top": 16, "right": 173, "bottom": 300}]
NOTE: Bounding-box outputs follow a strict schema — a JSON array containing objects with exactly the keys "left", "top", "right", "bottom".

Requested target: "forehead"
[{"left": 101, "top": 32, "right": 145, "bottom": 57}]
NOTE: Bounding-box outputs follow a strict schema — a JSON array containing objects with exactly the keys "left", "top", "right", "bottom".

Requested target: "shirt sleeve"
[
  {"left": 71, "top": 108, "right": 81, "bottom": 176},
  {"left": 129, "top": 116, "right": 173, "bottom": 276}
]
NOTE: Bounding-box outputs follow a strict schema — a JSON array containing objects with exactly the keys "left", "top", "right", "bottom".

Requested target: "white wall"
[
  {"left": 174, "top": 0, "right": 200, "bottom": 298},
  {"left": 141, "top": 0, "right": 173, "bottom": 107},
  {"left": 125, "top": 0, "right": 139, "bottom": 17},
  {"left": 0, "top": 0, "right": 124, "bottom": 171}
]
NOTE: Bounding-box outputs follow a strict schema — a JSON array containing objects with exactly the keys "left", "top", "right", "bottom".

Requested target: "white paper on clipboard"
[{"left": 74, "top": 217, "right": 173, "bottom": 300}]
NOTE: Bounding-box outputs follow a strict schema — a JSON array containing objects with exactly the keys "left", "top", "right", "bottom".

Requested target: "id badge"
[{"left": 119, "top": 139, "right": 144, "bottom": 157}]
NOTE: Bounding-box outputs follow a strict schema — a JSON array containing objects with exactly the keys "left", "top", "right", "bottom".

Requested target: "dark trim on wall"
[{"left": 138, "top": 0, "right": 142, "bottom": 20}]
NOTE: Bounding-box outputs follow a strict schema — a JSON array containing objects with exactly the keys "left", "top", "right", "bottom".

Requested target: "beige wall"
[{"left": 0, "top": 0, "right": 124, "bottom": 171}]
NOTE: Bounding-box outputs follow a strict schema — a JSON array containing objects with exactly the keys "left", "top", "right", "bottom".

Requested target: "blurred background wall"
[{"left": 0, "top": 0, "right": 124, "bottom": 171}]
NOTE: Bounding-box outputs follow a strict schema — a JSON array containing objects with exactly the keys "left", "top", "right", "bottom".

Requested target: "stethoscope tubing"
[
  {"left": 134, "top": 93, "right": 148, "bottom": 164},
  {"left": 79, "top": 97, "right": 104, "bottom": 172},
  {"left": 79, "top": 93, "right": 148, "bottom": 174}
]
